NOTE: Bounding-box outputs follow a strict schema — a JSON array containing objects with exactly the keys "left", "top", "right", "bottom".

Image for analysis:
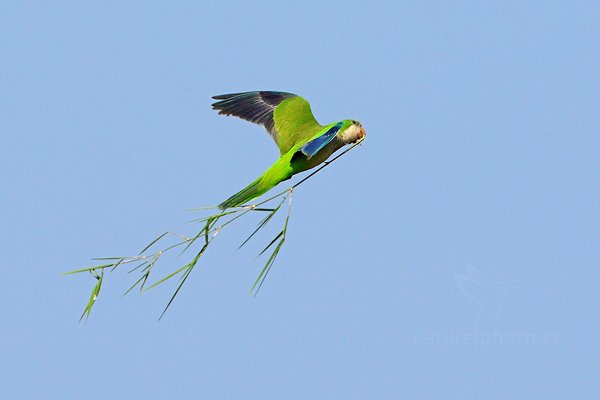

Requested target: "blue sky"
[{"left": 2, "top": 1, "right": 599, "bottom": 399}]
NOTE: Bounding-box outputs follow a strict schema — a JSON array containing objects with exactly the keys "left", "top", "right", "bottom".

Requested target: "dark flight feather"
[{"left": 212, "top": 91, "right": 296, "bottom": 143}]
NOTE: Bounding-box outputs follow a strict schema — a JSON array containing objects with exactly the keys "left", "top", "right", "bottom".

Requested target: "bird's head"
[{"left": 339, "top": 120, "right": 366, "bottom": 144}]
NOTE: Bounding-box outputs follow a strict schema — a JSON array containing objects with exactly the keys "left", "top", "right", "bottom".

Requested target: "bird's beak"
[{"left": 358, "top": 126, "right": 366, "bottom": 140}]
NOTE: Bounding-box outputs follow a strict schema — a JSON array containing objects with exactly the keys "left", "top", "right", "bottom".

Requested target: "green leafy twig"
[
  {"left": 250, "top": 189, "right": 293, "bottom": 296},
  {"left": 65, "top": 137, "right": 364, "bottom": 319}
]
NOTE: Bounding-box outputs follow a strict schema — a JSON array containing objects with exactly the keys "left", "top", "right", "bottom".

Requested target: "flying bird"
[{"left": 212, "top": 91, "right": 365, "bottom": 209}]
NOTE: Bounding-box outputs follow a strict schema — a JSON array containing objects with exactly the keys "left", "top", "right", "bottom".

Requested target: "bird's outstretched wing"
[{"left": 212, "top": 91, "right": 323, "bottom": 155}]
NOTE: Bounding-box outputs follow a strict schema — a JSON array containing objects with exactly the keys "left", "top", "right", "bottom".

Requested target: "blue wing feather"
[{"left": 298, "top": 122, "right": 343, "bottom": 159}]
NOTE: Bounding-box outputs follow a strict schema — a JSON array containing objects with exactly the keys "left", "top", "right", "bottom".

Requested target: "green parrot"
[{"left": 212, "top": 91, "right": 365, "bottom": 209}]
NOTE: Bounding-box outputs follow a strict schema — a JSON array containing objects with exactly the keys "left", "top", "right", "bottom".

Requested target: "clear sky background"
[{"left": 2, "top": 1, "right": 599, "bottom": 399}]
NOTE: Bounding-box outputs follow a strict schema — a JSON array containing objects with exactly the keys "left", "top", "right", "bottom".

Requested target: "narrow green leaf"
[
  {"left": 144, "top": 263, "right": 191, "bottom": 291},
  {"left": 140, "top": 231, "right": 169, "bottom": 254},
  {"left": 257, "top": 231, "right": 284, "bottom": 258},
  {"left": 127, "top": 260, "right": 150, "bottom": 274},
  {"left": 250, "top": 239, "right": 285, "bottom": 295},
  {"left": 63, "top": 263, "right": 116, "bottom": 275},
  {"left": 110, "top": 257, "right": 127, "bottom": 272},
  {"left": 145, "top": 244, "right": 206, "bottom": 291},
  {"left": 188, "top": 205, "right": 222, "bottom": 211},
  {"left": 122, "top": 274, "right": 147, "bottom": 297},
  {"left": 79, "top": 270, "right": 103, "bottom": 322},
  {"left": 239, "top": 198, "right": 285, "bottom": 249},
  {"left": 158, "top": 264, "right": 194, "bottom": 321},
  {"left": 157, "top": 246, "right": 206, "bottom": 320},
  {"left": 190, "top": 210, "right": 237, "bottom": 224}
]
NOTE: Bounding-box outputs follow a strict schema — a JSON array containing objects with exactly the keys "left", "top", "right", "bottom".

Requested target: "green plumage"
[
  {"left": 212, "top": 92, "right": 364, "bottom": 209},
  {"left": 272, "top": 97, "right": 323, "bottom": 154}
]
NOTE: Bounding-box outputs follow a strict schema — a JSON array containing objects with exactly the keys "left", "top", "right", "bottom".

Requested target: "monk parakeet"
[{"left": 212, "top": 91, "right": 365, "bottom": 209}]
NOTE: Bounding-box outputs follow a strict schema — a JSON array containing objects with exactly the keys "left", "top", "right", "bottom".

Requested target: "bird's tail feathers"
[{"left": 219, "top": 177, "right": 265, "bottom": 209}]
